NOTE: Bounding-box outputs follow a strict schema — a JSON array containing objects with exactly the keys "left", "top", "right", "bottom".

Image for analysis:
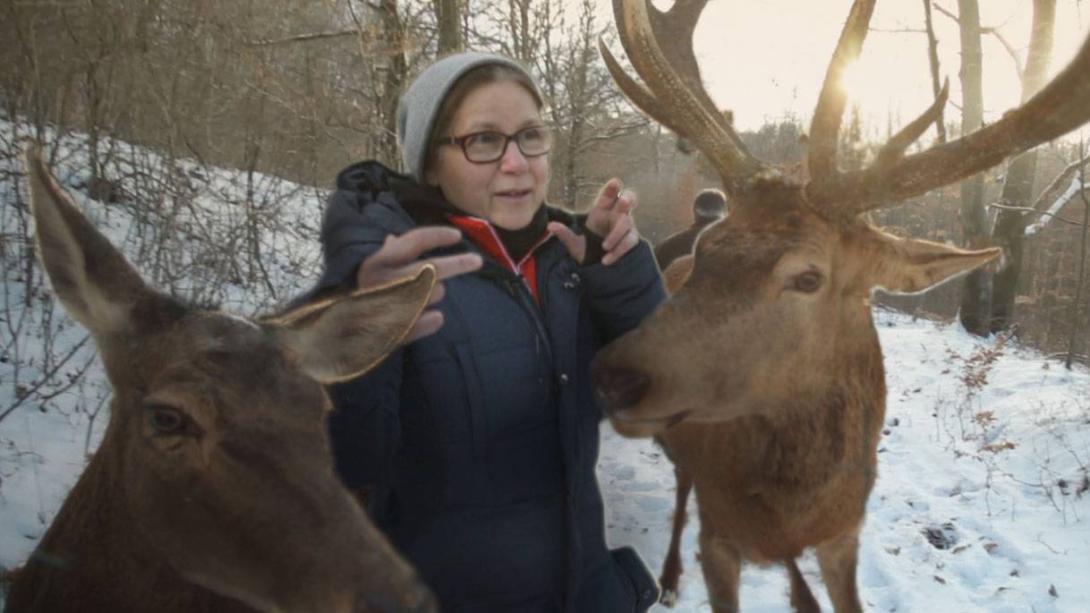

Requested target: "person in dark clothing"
[
  {"left": 310, "top": 52, "right": 666, "bottom": 612},
  {"left": 653, "top": 188, "right": 727, "bottom": 270}
]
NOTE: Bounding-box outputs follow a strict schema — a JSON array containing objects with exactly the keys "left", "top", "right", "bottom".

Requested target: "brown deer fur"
[
  {"left": 594, "top": 0, "right": 1090, "bottom": 609},
  {"left": 596, "top": 181, "right": 999, "bottom": 613},
  {"left": 6, "top": 149, "right": 438, "bottom": 613}
]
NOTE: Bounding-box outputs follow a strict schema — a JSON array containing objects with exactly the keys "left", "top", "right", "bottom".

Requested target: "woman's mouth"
[{"left": 495, "top": 189, "right": 532, "bottom": 202}]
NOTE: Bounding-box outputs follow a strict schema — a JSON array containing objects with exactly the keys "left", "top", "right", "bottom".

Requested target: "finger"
[
  {"left": 405, "top": 310, "right": 445, "bottom": 343},
  {"left": 367, "top": 227, "right": 464, "bottom": 267},
  {"left": 592, "top": 178, "right": 622, "bottom": 212},
  {"left": 610, "top": 198, "right": 632, "bottom": 220},
  {"left": 603, "top": 229, "right": 639, "bottom": 266},
  {"left": 548, "top": 221, "right": 586, "bottom": 263},
  {"left": 602, "top": 213, "right": 633, "bottom": 252},
  {"left": 425, "top": 252, "right": 483, "bottom": 281},
  {"left": 427, "top": 281, "right": 445, "bottom": 306},
  {"left": 614, "top": 189, "right": 637, "bottom": 213}
]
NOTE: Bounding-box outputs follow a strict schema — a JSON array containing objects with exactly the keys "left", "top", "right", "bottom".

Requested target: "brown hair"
[{"left": 424, "top": 64, "right": 545, "bottom": 176}]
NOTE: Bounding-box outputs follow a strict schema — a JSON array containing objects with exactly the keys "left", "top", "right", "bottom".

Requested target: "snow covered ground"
[{"left": 2, "top": 119, "right": 1089, "bottom": 611}]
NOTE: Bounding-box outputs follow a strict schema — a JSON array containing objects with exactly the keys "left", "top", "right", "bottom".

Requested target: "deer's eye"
[
  {"left": 791, "top": 270, "right": 824, "bottom": 293},
  {"left": 145, "top": 404, "right": 188, "bottom": 436}
]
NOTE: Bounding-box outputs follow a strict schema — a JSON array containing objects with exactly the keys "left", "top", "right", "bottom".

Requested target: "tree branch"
[
  {"left": 988, "top": 202, "right": 1080, "bottom": 225},
  {"left": 244, "top": 29, "right": 360, "bottom": 47}
]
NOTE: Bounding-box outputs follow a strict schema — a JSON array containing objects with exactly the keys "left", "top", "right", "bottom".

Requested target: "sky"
[{"left": 598, "top": 0, "right": 1090, "bottom": 136}]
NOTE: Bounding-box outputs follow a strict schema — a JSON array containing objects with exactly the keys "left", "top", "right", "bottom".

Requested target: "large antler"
[
  {"left": 600, "top": 0, "right": 773, "bottom": 195},
  {"left": 605, "top": 0, "right": 1090, "bottom": 220},
  {"left": 805, "top": 0, "right": 1090, "bottom": 216}
]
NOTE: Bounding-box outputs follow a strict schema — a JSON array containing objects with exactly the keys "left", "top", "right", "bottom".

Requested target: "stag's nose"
[{"left": 593, "top": 366, "right": 650, "bottom": 414}]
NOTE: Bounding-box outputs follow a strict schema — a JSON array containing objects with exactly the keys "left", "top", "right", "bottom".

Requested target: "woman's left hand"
[{"left": 548, "top": 178, "right": 640, "bottom": 266}]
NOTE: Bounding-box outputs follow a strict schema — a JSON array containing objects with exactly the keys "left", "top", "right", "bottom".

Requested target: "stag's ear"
[
  {"left": 24, "top": 146, "right": 151, "bottom": 337},
  {"left": 662, "top": 255, "right": 694, "bottom": 295},
  {"left": 268, "top": 265, "right": 437, "bottom": 383},
  {"left": 860, "top": 229, "right": 1002, "bottom": 295}
]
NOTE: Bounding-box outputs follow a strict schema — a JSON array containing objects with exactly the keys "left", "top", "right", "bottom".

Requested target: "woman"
[{"left": 313, "top": 51, "right": 665, "bottom": 612}]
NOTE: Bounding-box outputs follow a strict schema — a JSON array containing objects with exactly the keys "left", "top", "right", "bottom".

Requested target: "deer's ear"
[
  {"left": 269, "top": 265, "right": 437, "bottom": 384},
  {"left": 860, "top": 229, "right": 1002, "bottom": 295},
  {"left": 662, "top": 255, "right": 694, "bottom": 295},
  {"left": 25, "top": 146, "right": 151, "bottom": 337}
]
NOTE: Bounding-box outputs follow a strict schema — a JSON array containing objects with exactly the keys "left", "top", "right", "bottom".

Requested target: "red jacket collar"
[{"left": 447, "top": 214, "right": 552, "bottom": 303}]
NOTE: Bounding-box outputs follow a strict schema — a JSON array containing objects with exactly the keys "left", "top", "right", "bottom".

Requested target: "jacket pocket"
[{"left": 610, "top": 546, "right": 660, "bottom": 612}]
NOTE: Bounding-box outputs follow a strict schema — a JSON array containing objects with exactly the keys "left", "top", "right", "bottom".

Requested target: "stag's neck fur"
[
  {"left": 5, "top": 415, "right": 244, "bottom": 613},
  {"left": 662, "top": 311, "right": 887, "bottom": 561}
]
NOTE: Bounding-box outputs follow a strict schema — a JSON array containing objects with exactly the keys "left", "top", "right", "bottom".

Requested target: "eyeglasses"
[{"left": 436, "top": 125, "right": 553, "bottom": 164}]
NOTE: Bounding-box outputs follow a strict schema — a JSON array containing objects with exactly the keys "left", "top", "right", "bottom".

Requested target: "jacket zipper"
[{"left": 498, "top": 273, "right": 554, "bottom": 365}]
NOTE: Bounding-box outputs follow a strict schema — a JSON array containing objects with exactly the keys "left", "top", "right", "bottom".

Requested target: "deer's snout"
[{"left": 593, "top": 366, "right": 650, "bottom": 414}]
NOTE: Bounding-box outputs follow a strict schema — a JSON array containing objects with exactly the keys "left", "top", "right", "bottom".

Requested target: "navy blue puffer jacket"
[{"left": 314, "top": 161, "right": 665, "bottom": 612}]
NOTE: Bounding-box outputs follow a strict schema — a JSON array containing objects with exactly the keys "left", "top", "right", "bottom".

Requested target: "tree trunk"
[
  {"left": 956, "top": 0, "right": 992, "bottom": 336},
  {"left": 507, "top": 0, "right": 533, "bottom": 64},
  {"left": 378, "top": 0, "right": 406, "bottom": 165},
  {"left": 990, "top": 0, "right": 1056, "bottom": 334},
  {"left": 922, "top": 0, "right": 947, "bottom": 144},
  {"left": 1067, "top": 151, "right": 1090, "bottom": 369},
  {"left": 435, "top": 0, "right": 462, "bottom": 54}
]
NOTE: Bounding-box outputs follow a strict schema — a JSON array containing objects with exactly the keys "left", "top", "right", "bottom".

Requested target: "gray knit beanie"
[{"left": 396, "top": 51, "right": 542, "bottom": 183}]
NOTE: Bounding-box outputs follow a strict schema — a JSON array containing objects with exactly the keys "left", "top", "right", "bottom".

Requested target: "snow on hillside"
[
  {"left": 0, "top": 116, "right": 326, "bottom": 576},
  {"left": 2, "top": 119, "right": 1089, "bottom": 611}
]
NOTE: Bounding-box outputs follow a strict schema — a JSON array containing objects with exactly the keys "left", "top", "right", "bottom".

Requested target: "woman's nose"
[{"left": 498, "top": 140, "right": 530, "bottom": 172}]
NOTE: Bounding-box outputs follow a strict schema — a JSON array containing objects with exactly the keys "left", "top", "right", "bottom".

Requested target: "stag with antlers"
[{"left": 593, "top": 0, "right": 1090, "bottom": 611}]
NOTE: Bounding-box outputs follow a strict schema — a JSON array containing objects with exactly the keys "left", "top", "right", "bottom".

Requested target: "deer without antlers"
[
  {"left": 594, "top": 0, "right": 1090, "bottom": 611},
  {"left": 6, "top": 148, "right": 438, "bottom": 613}
]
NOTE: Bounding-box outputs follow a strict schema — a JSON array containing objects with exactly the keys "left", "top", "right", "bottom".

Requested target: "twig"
[
  {"left": 988, "top": 203, "right": 1080, "bottom": 225},
  {"left": 1030, "top": 153, "right": 1090, "bottom": 210},
  {"left": 933, "top": 3, "right": 1025, "bottom": 74},
  {"left": 0, "top": 335, "right": 91, "bottom": 425},
  {"left": 244, "top": 29, "right": 360, "bottom": 47}
]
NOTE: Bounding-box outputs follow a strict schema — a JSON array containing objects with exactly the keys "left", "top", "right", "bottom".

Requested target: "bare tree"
[
  {"left": 990, "top": 0, "right": 1057, "bottom": 333},
  {"left": 436, "top": 0, "right": 463, "bottom": 53},
  {"left": 922, "top": 0, "right": 947, "bottom": 143},
  {"left": 1068, "top": 139, "right": 1090, "bottom": 369},
  {"left": 955, "top": 0, "right": 993, "bottom": 336}
]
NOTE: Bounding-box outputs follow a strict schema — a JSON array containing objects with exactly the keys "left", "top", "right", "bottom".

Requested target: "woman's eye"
[
  {"left": 469, "top": 132, "right": 503, "bottom": 147},
  {"left": 146, "top": 405, "right": 187, "bottom": 435},
  {"left": 791, "top": 271, "right": 823, "bottom": 293}
]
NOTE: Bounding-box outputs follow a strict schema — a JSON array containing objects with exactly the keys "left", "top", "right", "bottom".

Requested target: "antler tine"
[
  {"left": 641, "top": 0, "right": 735, "bottom": 139},
  {"left": 875, "top": 78, "right": 950, "bottom": 166},
  {"left": 606, "top": 0, "right": 769, "bottom": 194},
  {"left": 832, "top": 31, "right": 1090, "bottom": 215},
  {"left": 807, "top": 78, "right": 951, "bottom": 208},
  {"left": 807, "top": 0, "right": 878, "bottom": 191},
  {"left": 599, "top": 38, "right": 676, "bottom": 131}
]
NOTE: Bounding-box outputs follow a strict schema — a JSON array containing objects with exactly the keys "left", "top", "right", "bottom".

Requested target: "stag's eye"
[
  {"left": 791, "top": 270, "right": 824, "bottom": 293},
  {"left": 145, "top": 405, "right": 188, "bottom": 436}
]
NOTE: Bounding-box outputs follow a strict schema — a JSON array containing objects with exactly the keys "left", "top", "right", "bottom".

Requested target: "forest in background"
[{"left": 0, "top": 0, "right": 1087, "bottom": 363}]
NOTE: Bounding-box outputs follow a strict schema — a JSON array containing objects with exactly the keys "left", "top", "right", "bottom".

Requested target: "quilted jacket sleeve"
[
  {"left": 315, "top": 188, "right": 408, "bottom": 508},
  {"left": 580, "top": 239, "right": 666, "bottom": 345}
]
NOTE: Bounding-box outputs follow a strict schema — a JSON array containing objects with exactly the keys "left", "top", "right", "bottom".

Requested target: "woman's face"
[{"left": 426, "top": 80, "right": 549, "bottom": 231}]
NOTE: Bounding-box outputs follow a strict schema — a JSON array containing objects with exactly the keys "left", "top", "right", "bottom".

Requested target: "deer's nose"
[{"left": 593, "top": 366, "right": 650, "bottom": 414}]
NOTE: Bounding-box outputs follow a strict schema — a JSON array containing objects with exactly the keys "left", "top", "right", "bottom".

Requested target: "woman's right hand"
[{"left": 357, "top": 227, "right": 482, "bottom": 342}]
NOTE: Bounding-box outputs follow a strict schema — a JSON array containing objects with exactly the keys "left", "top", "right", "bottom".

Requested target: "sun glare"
[{"left": 838, "top": 60, "right": 868, "bottom": 105}]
